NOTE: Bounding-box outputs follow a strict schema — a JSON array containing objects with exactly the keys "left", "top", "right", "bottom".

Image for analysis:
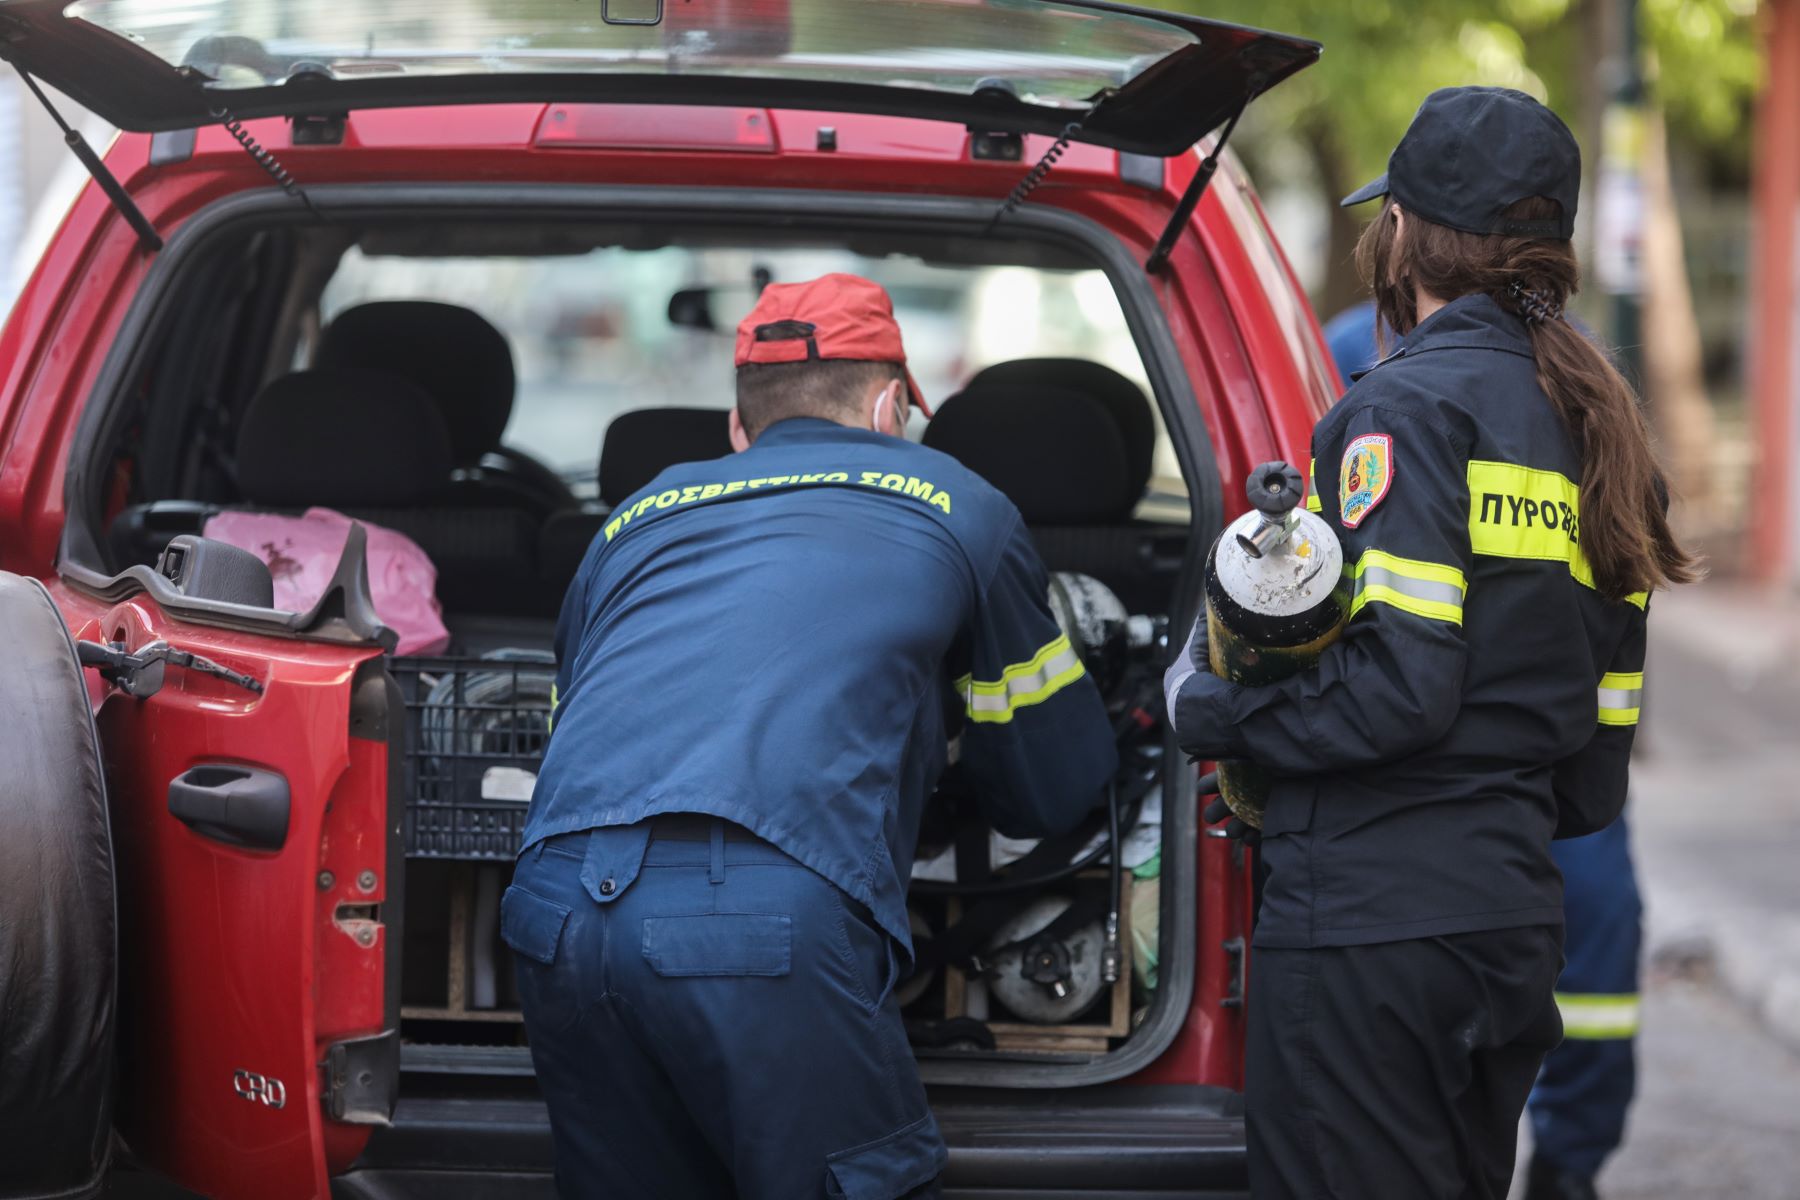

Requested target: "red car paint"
[{"left": 0, "top": 103, "right": 1335, "bottom": 1195}]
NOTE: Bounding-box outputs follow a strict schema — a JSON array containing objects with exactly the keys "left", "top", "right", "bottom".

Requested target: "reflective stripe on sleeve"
[
  {"left": 1305, "top": 457, "right": 1322, "bottom": 513},
  {"left": 956, "top": 634, "right": 1087, "bottom": 725},
  {"left": 1597, "top": 670, "right": 1643, "bottom": 727},
  {"left": 1555, "top": 992, "right": 1641, "bottom": 1039},
  {"left": 548, "top": 681, "right": 558, "bottom": 733},
  {"left": 1346, "top": 548, "right": 1466, "bottom": 625}
]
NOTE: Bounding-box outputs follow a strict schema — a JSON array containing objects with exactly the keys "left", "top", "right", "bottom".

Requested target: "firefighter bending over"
[{"left": 505, "top": 274, "right": 1118, "bottom": 1199}]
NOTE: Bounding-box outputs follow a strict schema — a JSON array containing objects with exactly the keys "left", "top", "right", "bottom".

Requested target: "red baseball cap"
[{"left": 734, "top": 273, "right": 931, "bottom": 418}]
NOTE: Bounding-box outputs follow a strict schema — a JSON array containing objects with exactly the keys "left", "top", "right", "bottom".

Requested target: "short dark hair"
[{"left": 735, "top": 359, "right": 904, "bottom": 439}]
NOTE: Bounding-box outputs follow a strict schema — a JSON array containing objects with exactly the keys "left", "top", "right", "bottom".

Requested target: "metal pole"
[{"left": 1596, "top": 0, "right": 1646, "bottom": 390}]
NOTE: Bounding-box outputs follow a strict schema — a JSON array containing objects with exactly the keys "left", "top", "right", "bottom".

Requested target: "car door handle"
[{"left": 167, "top": 764, "right": 290, "bottom": 851}]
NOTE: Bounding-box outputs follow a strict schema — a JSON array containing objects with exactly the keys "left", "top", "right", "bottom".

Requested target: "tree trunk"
[
  {"left": 1301, "top": 120, "right": 1369, "bottom": 322},
  {"left": 1639, "top": 104, "right": 1719, "bottom": 529}
]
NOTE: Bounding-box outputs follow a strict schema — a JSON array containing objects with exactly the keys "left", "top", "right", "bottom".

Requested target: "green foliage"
[
  {"left": 1153, "top": 0, "right": 1758, "bottom": 182},
  {"left": 1643, "top": 0, "right": 1761, "bottom": 148}
]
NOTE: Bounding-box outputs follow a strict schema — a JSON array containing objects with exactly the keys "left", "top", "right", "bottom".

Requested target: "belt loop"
[
  {"left": 533, "top": 841, "right": 546, "bottom": 864},
  {"left": 709, "top": 819, "right": 726, "bottom": 884}
]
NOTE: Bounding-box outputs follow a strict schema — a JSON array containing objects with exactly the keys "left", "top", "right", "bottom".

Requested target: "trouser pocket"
[
  {"left": 501, "top": 884, "right": 581, "bottom": 1033},
  {"left": 825, "top": 1113, "right": 948, "bottom": 1200}
]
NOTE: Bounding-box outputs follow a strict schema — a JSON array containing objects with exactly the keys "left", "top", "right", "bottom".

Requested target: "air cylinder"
[{"left": 1201, "top": 461, "right": 1348, "bottom": 827}]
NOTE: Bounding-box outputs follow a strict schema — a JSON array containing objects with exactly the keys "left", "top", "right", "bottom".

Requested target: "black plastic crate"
[{"left": 391, "top": 653, "right": 555, "bottom": 860}]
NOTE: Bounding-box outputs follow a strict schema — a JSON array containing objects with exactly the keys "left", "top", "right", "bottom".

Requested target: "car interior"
[{"left": 77, "top": 217, "right": 1199, "bottom": 1076}]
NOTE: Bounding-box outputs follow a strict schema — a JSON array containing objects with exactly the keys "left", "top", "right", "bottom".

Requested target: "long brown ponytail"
[{"left": 1355, "top": 196, "right": 1701, "bottom": 599}]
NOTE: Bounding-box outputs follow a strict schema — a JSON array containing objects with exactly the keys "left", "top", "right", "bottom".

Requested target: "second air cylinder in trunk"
[{"left": 1202, "top": 461, "right": 1348, "bottom": 827}]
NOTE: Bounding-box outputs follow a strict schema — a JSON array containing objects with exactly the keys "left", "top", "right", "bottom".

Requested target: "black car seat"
[
  {"left": 316, "top": 301, "right": 575, "bottom": 515},
  {"left": 922, "top": 360, "right": 1183, "bottom": 613},
  {"left": 962, "top": 358, "right": 1156, "bottom": 503},
  {"left": 538, "top": 407, "right": 734, "bottom": 597},
  {"left": 234, "top": 369, "right": 541, "bottom": 616}
]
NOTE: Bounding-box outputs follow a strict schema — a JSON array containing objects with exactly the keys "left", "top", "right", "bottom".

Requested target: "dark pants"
[
  {"left": 1530, "top": 817, "right": 1642, "bottom": 1177},
  {"left": 504, "top": 818, "right": 946, "bottom": 1200},
  {"left": 1246, "top": 927, "right": 1565, "bottom": 1200}
]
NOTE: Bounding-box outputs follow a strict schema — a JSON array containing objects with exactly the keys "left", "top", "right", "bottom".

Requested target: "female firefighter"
[{"left": 1163, "top": 86, "right": 1699, "bottom": 1200}]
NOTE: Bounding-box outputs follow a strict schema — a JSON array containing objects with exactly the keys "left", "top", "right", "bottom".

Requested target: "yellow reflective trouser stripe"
[
  {"left": 1305, "top": 457, "right": 1322, "bottom": 513},
  {"left": 1466, "top": 460, "right": 1648, "bottom": 610},
  {"left": 1346, "top": 548, "right": 1466, "bottom": 625},
  {"left": 955, "top": 633, "right": 1087, "bottom": 725},
  {"left": 1556, "top": 992, "right": 1641, "bottom": 1039},
  {"left": 1597, "top": 670, "right": 1643, "bottom": 727}
]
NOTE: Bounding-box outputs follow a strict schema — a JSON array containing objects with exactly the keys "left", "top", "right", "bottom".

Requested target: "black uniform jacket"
[{"left": 1176, "top": 294, "right": 1649, "bottom": 949}]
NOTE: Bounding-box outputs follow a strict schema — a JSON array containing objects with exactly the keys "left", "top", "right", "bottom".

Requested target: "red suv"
[{"left": 0, "top": 3, "right": 1339, "bottom": 1197}]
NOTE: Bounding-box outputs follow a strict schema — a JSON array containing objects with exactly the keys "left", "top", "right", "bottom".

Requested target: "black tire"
[{"left": 0, "top": 572, "right": 116, "bottom": 1199}]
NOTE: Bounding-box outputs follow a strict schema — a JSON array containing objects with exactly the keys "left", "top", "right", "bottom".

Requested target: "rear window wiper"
[{"left": 12, "top": 65, "right": 163, "bottom": 253}]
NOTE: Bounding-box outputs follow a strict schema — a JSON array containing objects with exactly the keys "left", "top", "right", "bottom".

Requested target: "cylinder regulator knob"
[{"left": 1247, "top": 461, "right": 1305, "bottom": 518}]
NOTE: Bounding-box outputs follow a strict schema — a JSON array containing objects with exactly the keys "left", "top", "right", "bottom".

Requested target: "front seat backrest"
[
  {"left": 599, "top": 408, "right": 734, "bottom": 507},
  {"left": 921, "top": 384, "right": 1133, "bottom": 525},
  {"left": 316, "top": 300, "right": 515, "bottom": 466},
  {"left": 963, "top": 359, "right": 1155, "bottom": 504}
]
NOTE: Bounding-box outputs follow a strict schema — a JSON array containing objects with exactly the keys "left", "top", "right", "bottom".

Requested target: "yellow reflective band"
[
  {"left": 1597, "top": 670, "right": 1643, "bottom": 727},
  {"left": 1346, "top": 548, "right": 1466, "bottom": 625},
  {"left": 548, "top": 681, "right": 558, "bottom": 733},
  {"left": 955, "top": 634, "right": 1088, "bottom": 725},
  {"left": 1305, "top": 457, "right": 1322, "bottom": 513},
  {"left": 1555, "top": 992, "right": 1640, "bottom": 1039},
  {"left": 1466, "top": 460, "right": 1648, "bottom": 610}
]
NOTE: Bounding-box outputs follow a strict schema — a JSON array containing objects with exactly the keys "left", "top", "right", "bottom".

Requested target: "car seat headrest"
[
  {"left": 964, "top": 359, "right": 1154, "bottom": 503},
  {"left": 316, "top": 301, "right": 515, "bottom": 464},
  {"left": 599, "top": 408, "right": 734, "bottom": 507},
  {"left": 921, "top": 384, "right": 1133, "bottom": 524},
  {"left": 237, "top": 370, "right": 454, "bottom": 508}
]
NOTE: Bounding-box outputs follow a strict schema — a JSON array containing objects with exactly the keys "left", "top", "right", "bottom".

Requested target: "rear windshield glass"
[
  {"left": 66, "top": 0, "right": 1194, "bottom": 110},
  {"left": 318, "top": 243, "right": 1187, "bottom": 511}
]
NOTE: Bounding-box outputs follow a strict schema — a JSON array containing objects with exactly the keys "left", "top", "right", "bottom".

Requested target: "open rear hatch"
[{"left": 0, "top": 0, "right": 1315, "bottom": 157}]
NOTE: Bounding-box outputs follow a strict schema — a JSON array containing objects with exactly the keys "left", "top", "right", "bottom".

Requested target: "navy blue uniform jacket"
[
  {"left": 526, "top": 416, "right": 1119, "bottom": 957},
  {"left": 1176, "top": 295, "right": 1649, "bottom": 949}
]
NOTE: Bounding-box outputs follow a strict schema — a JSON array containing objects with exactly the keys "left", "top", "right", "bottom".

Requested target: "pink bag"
[{"left": 204, "top": 507, "right": 451, "bottom": 656}]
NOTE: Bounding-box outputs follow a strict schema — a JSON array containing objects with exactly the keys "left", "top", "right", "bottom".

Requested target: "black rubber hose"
[{"left": 909, "top": 786, "right": 1139, "bottom": 897}]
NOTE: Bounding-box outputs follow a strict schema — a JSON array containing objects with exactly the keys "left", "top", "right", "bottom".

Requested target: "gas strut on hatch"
[{"left": 10, "top": 65, "right": 162, "bottom": 253}]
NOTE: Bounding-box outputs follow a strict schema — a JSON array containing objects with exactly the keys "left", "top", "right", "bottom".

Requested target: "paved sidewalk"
[{"left": 1631, "top": 581, "right": 1800, "bottom": 1051}]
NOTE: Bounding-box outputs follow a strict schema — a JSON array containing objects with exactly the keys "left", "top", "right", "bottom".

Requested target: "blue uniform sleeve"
[
  {"left": 955, "top": 515, "right": 1119, "bottom": 838},
  {"left": 1174, "top": 405, "right": 1471, "bottom": 773},
  {"left": 1551, "top": 599, "right": 1647, "bottom": 838},
  {"left": 547, "top": 551, "right": 592, "bottom": 738}
]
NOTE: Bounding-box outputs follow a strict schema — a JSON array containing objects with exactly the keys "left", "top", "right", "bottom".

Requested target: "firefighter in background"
[
  {"left": 1325, "top": 296, "right": 1645, "bottom": 1200},
  {"left": 1165, "top": 88, "right": 1698, "bottom": 1199}
]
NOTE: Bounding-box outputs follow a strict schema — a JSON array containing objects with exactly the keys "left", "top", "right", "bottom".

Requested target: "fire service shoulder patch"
[{"left": 1340, "top": 433, "right": 1394, "bottom": 529}]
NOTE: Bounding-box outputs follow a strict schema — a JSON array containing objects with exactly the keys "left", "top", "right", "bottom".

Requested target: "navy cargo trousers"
[
  {"left": 1528, "top": 814, "right": 1643, "bottom": 1177},
  {"left": 503, "top": 816, "right": 947, "bottom": 1200}
]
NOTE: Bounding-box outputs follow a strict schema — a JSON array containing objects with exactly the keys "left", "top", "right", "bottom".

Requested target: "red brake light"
[{"left": 533, "top": 104, "right": 777, "bottom": 153}]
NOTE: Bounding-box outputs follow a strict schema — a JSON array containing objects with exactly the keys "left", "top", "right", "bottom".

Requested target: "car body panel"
[
  {"left": 0, "top": 98, "right": 1341, "bottom": 1194},
  {"left": 47, "top": 580, "right": 391, "bottom": 1198}
]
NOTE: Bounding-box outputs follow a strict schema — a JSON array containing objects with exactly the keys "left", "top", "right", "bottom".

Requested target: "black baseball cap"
[{"left": 1341, "top": 86, "right": 1579, "bottom": 239}]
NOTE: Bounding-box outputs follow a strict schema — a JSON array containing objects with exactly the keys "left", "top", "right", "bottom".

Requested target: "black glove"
[
  {"left": 1199, "top": 772, "right": 1260, "bottom": 845},
  {"left": 1161, "top": 611, "right": 1211, "bottom": 720}
]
